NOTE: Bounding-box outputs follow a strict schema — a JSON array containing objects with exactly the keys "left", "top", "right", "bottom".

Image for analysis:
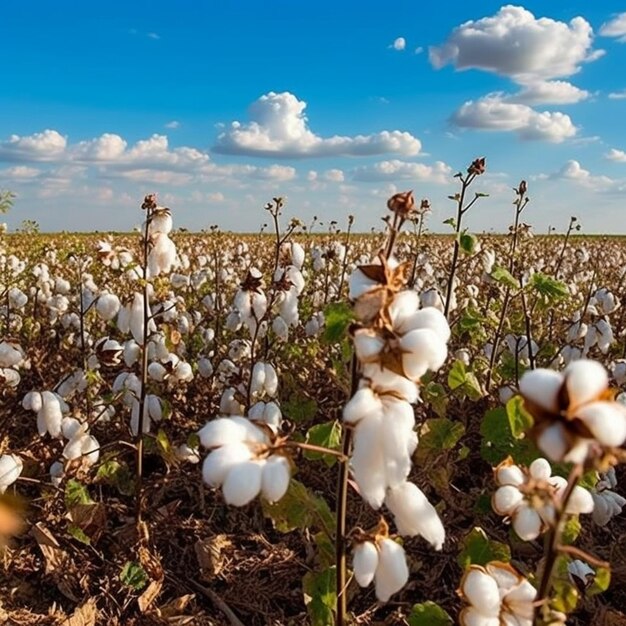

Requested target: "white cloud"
[
  {"left": 606, "top": 148, "right": 626, "bottom": 163},
  {"left": 73, "top": 133, "right": 128, "bottom": 161},
  {"left": 507, "top": 80, "right": 589, "bottom": 105},
  {"left": 0, "top": 166, "right": 41, "bottom": 179},
  {"left": 429, "top": 5, "right": 602, "bottom": 82},
  {"left": 0, "top": 130, "right": 67, "bottom": 162},
  {"left": 550, "top": 160, "right": 617, "bottom": 191},
  {"left": 451, "top": 94, "right": 577, "bottom": 142},
  {"left": 600, "top": 12, "right": 626, "bottom": 42},
  {"left": 165, "top": 120, "right": 180, "bottom": 129},
  {"left": 114, "top": 169, "right": 194, "bottom": 186},
  {"left": 414, "top": 46, "right": 424, "bottom": 54},
  {"left": 391, "top": 37, "right": 406, "bottom": 51},
  {"left": 323, "top": 169, "right": 344, "bottom": 182},
  {"left": 213, "top": 92, "right": 421, "bottom": 158},
  {"left": 609, "top": 89, "right": 626, "bottom": 100},
  {"left": 147, "top": 32, "right": 160, "bottom": 40},
  {"left": 352, "top": 160, "right": 452, "bottom": 183}
]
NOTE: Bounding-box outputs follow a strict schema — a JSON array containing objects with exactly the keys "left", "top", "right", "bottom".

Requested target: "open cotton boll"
[
  {"left": 272, "top": 316, "right": 289, "bottom": 341},
  {"left": 576, "top": 402, "right": 626, "bottom": 447},
  {"left": 175, "top": 443, "right": 201, "bottom": 464},
  {"left": 129, "top": 293, "right": 146, "bottom": 344},
  {"left": 0, "top": 341, "right": 25, "bottom": 368},
  {"left": 22, "top": 390, "right": 43, "bottom": 412},
  {"left": 362, "top": 364, "right": 419, "bottom": 404},
  {"left": 148, "top": 362, "right": 167, "bottom": 382},
  {"left": 374, "top": 539, "right": 409, "bottom": 602},
  {"left": 40, "top": 391, "right": 63, "bottom": 438},
  {"left": 342, "top": 387, "right": 381, "bottom": 425},
  {"left": 400, "top": 328, "right": 447, "bottom": 379},
  {"left": 564, "top": 360, "right": 608, "bottom": 409},
  {"left": 352, "top": 541, "right": 379, "bottom": 587},
  {"left": 261, "top": 455, "right": 291, "bottom": 503},
  {"left": 351, "top": 412, "right": 387, "bottom": 509},
  {"left": 385, "top": 482, "right": 445, "bottom": 550},
  {"left": 461, "top": 568, "right": 501, "bottom": 619},
  {"left": 147, "top": 394, "right": 163, "bottom": 421},
  {"left": 198, "top": 416, "right": 268, "bottom": 449},
  {"left": 147, "top": 233, "right": 177, "bottom": 277},
  {"left": 519, "top": 369, "right": 563, "bottom": 414},
  {"left": 202, "top": 442, "right": 253, "bottom": 487},
  {"left": 250, "top": 362, "right": 266, "bottom": 395},
  {"left": 0, "top": 454, "right": 23, "bottom": 493},
  {"left": 220, "top": 388, "right": 243, "bottom": 415},
  {"left": 222, "top": 459, "right": 265, "bottom": 506},
  {"left": 379, "top": 398, "right": 415, "bottom": 487},
  {"left": 264, "top": 364, "right": 278, "bottom": 397},
  {"left": 96, "top": 293, "right": 121, "bottom": 321}
]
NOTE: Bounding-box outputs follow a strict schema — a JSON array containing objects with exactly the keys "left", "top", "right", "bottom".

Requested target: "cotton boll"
[
  {"left": 250, "top": 362, "right": 266, "bottom": 396},
  {"left": 385, "top": 482, "right": 445, "bottom": 550},
  {"left": 197, "top": 357, "right": 213, "bottom": 378},
  {"left": 564, "top": 360, "right": 608, "bottom": 408},
  {"left": 264, "top": 364, "right": 278, "bottom": 397},
  {"left": 123, "top": 340, "right": 140, "bottom": 367},
  {"left": 40, "top": 391, "right": 63, "bottom": 438},
  {"left": 261, "top": 455, "right": 291, "bottom": 503},
  {"left": 272, "top": 316, "right": 289, "bottom": 341},
  {"left": 351, "top": 412, "right": 387, "bottom": 509},
  {"left": 0, "top": 454, "right": 23, "bottom": 493},
  {"left": 202, "top": 443, "right": 252, "bottom": 487},
  {"left": 222, "top": 460, "right": 264, "bottom": 506},
  {"left": 147, "top": 233, "right": 177, "bottom": 277},
  {"left": 343, "top": 387, "right": 381, "bottom": 425},
  {"left": 519, "top": 369, "right": 563, "bottom": 414},
  {"left": 22, "top": 390, "right": 42, "bottom": 412},
  {"left": 352, "top": 541, "right": 378, "bottom": 587},
  {"left": 461, "top": 568, "right": 501, "bottom": 618},
  {"left": 129, "top": 293, "right": 146, "bottom": 344},
  {"left": 220, "top": 388, "right": 243, "bottom": 415},
  {"left": 379, "top": 398, "right": 415, "bottom": 487},
  {"left": 96, "top": 293, "right": 121, "bottom": 321},
  {"left": 374, "top": 539, "right": 409, "bottom": 602},
  {"left": 147, "top": 395, "right": 163, "bottom": 422},
  {"left": 176, "top": 443, "right": 201, "bottom": 464},
  {"left": 173, "top": 361, "right": 193, "bottom": 382},
  {"left": 198, "top": 416, "right": 267, "bottom": 449}
]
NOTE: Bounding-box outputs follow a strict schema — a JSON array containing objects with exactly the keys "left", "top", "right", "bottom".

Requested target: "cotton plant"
[{"left": 0, "top": 454, "right": 23, "bottom": 493}]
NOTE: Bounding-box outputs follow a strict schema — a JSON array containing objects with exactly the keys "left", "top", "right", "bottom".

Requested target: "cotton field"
[{"left": 2, "top": 177, "right": 626, "bottom": 626}]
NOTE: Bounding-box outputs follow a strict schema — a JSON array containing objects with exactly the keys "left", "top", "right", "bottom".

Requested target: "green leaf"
[
  {"left": 530, "top": 272, "right": 569, "bottom": 302},
  {"left": 480, "top": 406, "right": 538, "bottom": 466},
  {"left": 422, "top": 381, "right": 448, "bottom": 418},
  {"left": 562, "top": 517, "right": 581, "bottom": 545},
  {"left": 490, "top": 265, "right": 519, "bottom": 290},
  {"left": 417, "top": 418, "right": 465, "bottom": 462},
  {"left": 506, "top": 396, "right": 533, "bottom": 439},
  {"left": 120, "top": 561, "right": 148, "bottom": 591},
  {"left": 263, "top": 479, "right": 334, "bottom": 535},
  {"left": 303, "top": 567, "right": 336, "bottom": 626},
  {"left": 408, "top": 601, "right": 453, "bottom": 626},
  {"left": 458, "top": 527, "right": 511, "bottom": 569},
  {"left": 65, "top": 479, "right": 94, "bottom": 508},
  {"left": 448, "top": 360, "right": 483, "bottom": 399},
  {"left": 304, "top": 421, "right": 342, "bottom": 467},
  {"left": 95, "top": 459, "right": 135, "bottom": 496},
  {"left": 588, "top": 566, "right": 611, "bottom": 597},
  {"left": 448, "top": 359, "right": 468, "bottom": 390},
  {"left": 68, "top": 524, "right": 91, "bottom": 545},
  {"left": 283, "top": 395, "right": 318, "bottom": 424},
  {"left": 459, "top": 232, "right": 478, "bottom": 255},
  {"left": 322, "top": 302, "right": 354, "bottom": 344}
]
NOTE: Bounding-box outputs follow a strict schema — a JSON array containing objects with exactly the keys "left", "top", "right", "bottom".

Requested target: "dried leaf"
[
  {"left": 138, "top": 579, "right": 163, "bottom": 613},
  {"left": 60, "top": 599, "right": 98, "bottom": 626},
  {"left": 32, "top": 523, "right": 67, "bottom": 574},
  {"left": 195, "top": 535, "right": 232, "bottom": 580}
]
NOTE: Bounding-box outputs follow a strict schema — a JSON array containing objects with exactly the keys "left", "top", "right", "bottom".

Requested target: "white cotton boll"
[
  {"left": 348, "top": 267, "right": 378, "bottom": 300},
  {"left": 176, "top": 443, "right": 201, "bottom": 464},
  {"left": 173, "top": 361, "right": 193, "bottom": 382},
  {"left": 261, "top": 455, "right": 291, "bottom": 503},
  {"left": 202, "top": 443, "right": 252, "bottom": 487},
  {"left": 400, "top": 329, "right": 447, "bottom": 379},
  {"left": 462, "top": 569, "right": 501, "bottom": 617},
  {"left": 352, "top": 541, "right": 378, "bottom": 587},
  {"left": 272, "top": 316, "right": 289, "bottom": 341},
  {"left": 198, "top": 357, "right": 213, "bottom": 378},
  {"left": 343, "top": 387, "right": 381, "bottom": 425},
  {"left": 149, "top": 209, "right": 173, "bottom": 235},
  {"left": 220, "top": 388, "right": 243, "bottom": 415},
  {"left": 9, "top": 287, "right": 28, "bottom": 309},
  {"left": 0, "top": 454, "right": 23, "bottom": 493},
  {"left": 170, "top": 273, "right": 189, "bottom": 289},
  {"left": 385, "top": 482, "right": 445, "bottom": 549},
  {"left": 199, "top": 416, "right": 267, "bottom": 449},
  {"left": 225, "top": 310, "right": 242, "bottom": 331},
  {"left": 148, "top": 362, "right": 167, "bottom": 381},
  {"left": 148, "top": 395, "right": 162, "bottom": 422},
  {"left": 374, "top": 538, "right": 409, "bottom": 602},
  {"left": 513, "top": 506, "right": 543, "bottom": 541},
  {"left": 419, "top": 288, "right": 444, "bottom": 312},
  {"left": 55, "top": 277, "right": 71, "bottom": 294},
  {"left": 564, "top": 360, "right": 608, "bottom": 408},
  {"left": 351, "top": 412, "right": 387, "bottom": 509},
  {"left": 0, "top": 341, "right": 24, "bottom": 368},
  {"left": 61, "top": 417, "right": 83, "bottom": 440},
  {"left": 493, "top": 485, "right": 524, "bottom": 516},
  {"left": 264, "top": 364, "right": 278, "bottom": 397},
  {"left": 379, "top": 398, "right": 415, "bottom": 487},
  {"left": 96, "top": 293, "right": 121, "bottom": 321},
  {"left": 495, "top": 464, "right": 525, "bottom": 487},
  {"left": 290, "top": 242, "right": 305, "bottom": 269},
  {"left": 23, "top": 390, "right": 42, "bottom": 412},
  {"left": 519, "top": 369, "right": 563, "bottom": 414},
  {"left": 250, "top": 362, "right": 266, "bottom": 395},
  {"left": 130, "top": 399, "right": 151, "bottom": 436},
  {"left": 529, "top": 458, "right": 552, "bottom": 481},
  {"left": 279, "top": 289, "right": 299, "bottom": 326},
  {"left": 363, "top": 363, "right": 419, "bottom": 404},
  {"left": 117, "top": 304, "right": 131, "bottom": 334},
  {"left": 388, "top": 291, "right": 420, "bottom": 328},
  {"left": 123, "top": 340, "right": 140, "bottom": 367},
  {"left": 251, "top": 291, "right": 268, "bottom": 320},
  {"left": 460, "top": 609, "right": 499, "bottom": 626},
  {"left": 129, "top": 293, "right": 146, "bottom": 344},
  {"left": 565, "top": 486, "right": 594, "bottom": 515},
  {"left": 353, "top": 330, "right": 385, "bottom": 362},
  {"left": 147, "top": 233, "right": 177, "bottom": 277},
  {"left": 40, "top": 391, "right": 63, "bottom": 438},
  {"left": 1, "top": 369, "right": 21, "bottom": 387},
  {"left": 577, "top": 401, "right": 626, "bottom": 447},
  {"left": 262, "top": 401, "right": 282, "bottom": 428},
  {"left": 222, "top": 459, "right": 264, "bottom": 506},
  {"left": 596, "top": 319, "right": 613, "bottom": 354},
  {"left": 403, "top": 307, "right": 451, "bottom": 343},
  {"left": 612, "top": 360, "right": 626, "bottom": 386},
  {"left": 537, "top": 424, "right": 568, "bottom": 461}
]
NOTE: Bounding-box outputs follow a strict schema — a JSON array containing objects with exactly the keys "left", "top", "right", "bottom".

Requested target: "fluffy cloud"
[
  {"left": 213, "top": 92, "right": 421, "bottom": 158},
  {"left": 451, "top": 94, "right": 577, "bottom": 142},
  {"left": 606, "top": 148, "right": 626, "bottom": 163},
  {"left": 0, "top": 130, "right": 67, "bottom": 162},
  {"left": 430, "top": 5, "right": 602, "bottom": 82},
  {"left": 507, "top": 80, "right": 590, "bottom": 105},
  {"left": 609, "top": 89, "right": 626, "bottom": 100},
  {"left": 323, "top": 169, "right": 345, "bottom": 182},
  {"left": 600, "top": 12, "right": 626, "bottom": 42},
  {"left": 352, "top": 160, "right": 452, "bottom": 183},
  {"left": 391, "top": 37, "right": 406, "bottom": 51},
  {"left": 550, "top": 160, "right": 617, "bottom": 191},
  {"left": 0, "top": 166, "right": 41, "bottom": 179}
]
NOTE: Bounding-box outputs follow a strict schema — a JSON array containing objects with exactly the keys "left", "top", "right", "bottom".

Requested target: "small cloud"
[
  {"left": 390, "top": 37, "right": 406, "bottom": 51},
  {"left": 600, "top": 12, "right": 626, "bottom": 42},
  {"left": 609, "top": 89, "right": 626, "bottom": 100},
  {"left": 165, "top": 120, "right": 180, "bottom": 129},
  {"left": 606, "top": 148, "right": 626, "bottom": 163},
  {"left": 414, "top": 46, "right": 423, "bottom": 54},
  {"left": 147, "top": 32, "right": 160, "bottom": 40},
  {"left": 370, "top": 96, "right": 390, "bottom": 104}
]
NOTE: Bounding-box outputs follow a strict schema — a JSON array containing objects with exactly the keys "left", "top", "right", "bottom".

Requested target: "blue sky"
[{"left": 1, "top": 1, "right": 625, "bottom": 233}]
